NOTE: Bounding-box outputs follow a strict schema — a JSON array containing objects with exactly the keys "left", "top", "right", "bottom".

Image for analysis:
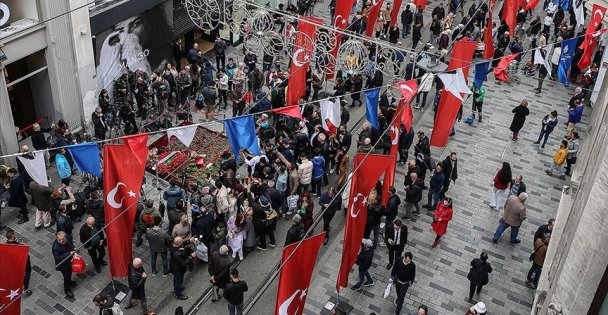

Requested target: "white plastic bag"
[
  {"left": 383, "top": 279, "right": 393, "bottom": 298},
  {"left": 196, "top": 243, "right": 208, "bottom": 262}
]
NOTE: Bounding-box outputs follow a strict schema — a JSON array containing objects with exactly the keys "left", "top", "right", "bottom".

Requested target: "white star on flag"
[
  {"left": 437, "top": 69, "right": 472, "bottom": 101},
  {"left": 6, "top": 289, "right": 19, "bottom": 301},
  {"left": 128, "top": 190, "right": 136, "bottom": 198}
]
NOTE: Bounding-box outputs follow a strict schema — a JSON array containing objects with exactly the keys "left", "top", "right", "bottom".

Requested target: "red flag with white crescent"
[
  {"left": 286, "top": 17, "right": 323, "bottom": 106},
  {"left": 365, "top": 0, "right": 385, "bottom": 37},
  {"left": 501, "top": 0, "right": 518, "bottom": 36},
  {"left": 578, "top": 29, "right": 607, "bottom": 69},
  {"left": 327, "top": 0, "right": 358, "bottom": 79},
  {"left": 483, "top": 0, "right": 496, "bottom": 59},
  {"left": 494, "top": 53, "right": 519, "bottom": 82},
  {"left": 336, "top": 154, "right": 395, "bottom": 291},
  {"left": 0, "top": 244, "right": 29, "bottom": 315},
  {"left": 394, "top": 79, "right": 418, "bottom": 102},
  {"left": 431, "top": 40, "right": 477, "bottom": 147},
  {"left": 104, "top": 134, "right": 148, "bottom": 277},
  {"left": 414, "top": 0, "right": 428, "bottom": 9},
  {"left": 275, "top": 232, "right": 326, "bottom": 315},
  {"left": 390, "top": 0, "right": 403, "bottom": 26},
  {"left": 270, "top": 105, "right": 304, "bottom": 120},
  {"left": 588, "top": 4, "right": 607, "bottom": 36}
]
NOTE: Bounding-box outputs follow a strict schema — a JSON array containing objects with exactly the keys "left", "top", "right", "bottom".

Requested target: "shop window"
[{"left": 0, "top": 0, "right": 40, "bottom": 39}]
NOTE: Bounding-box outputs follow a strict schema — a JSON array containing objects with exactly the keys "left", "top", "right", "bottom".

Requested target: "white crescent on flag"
[{"left": 106, "top": 182, "right": 126, "bottom": 209}]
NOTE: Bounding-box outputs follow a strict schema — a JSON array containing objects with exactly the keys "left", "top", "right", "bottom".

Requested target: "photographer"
[
  {"left": 119, "top": 100, "right": 138, "bottom": 135},
  {"left": 153, "top": 75, "right": 170, "bottom": 116},
  {"left": 170, "top": 236, "right": 197, "bottom": 300},
  {"left": 91, "top": 107, "right": 108, "bottom": 140},
  {"left": 113, "top": 73, "right": 130, "bottom": 105}
]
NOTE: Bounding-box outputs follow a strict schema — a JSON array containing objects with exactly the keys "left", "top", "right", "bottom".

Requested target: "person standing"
[
  {"left": 125, "top": 258, "right": 148, "bottom": 312},
  {"left": 440, "top": 152, "right": 458, "bottom": 198},
  {"left": 545, "top": 140, "right": 568, "bottom": 179},
  {"left": 79, "top": 217, "right": 107, "bottom": 273},
  {"left": 470, "top": 84, "right": 486, "bottom": 122},
  {"left": 466, "top": 252, "right": 492, "bottom": 302},
  {"left": 533, "top": 110, "right": 558, "bottom": 148},
  {"left": 384, "top": 219, "right": 407, "bottom": 269},
  {"left": 509, "top": 175, "right": 527, "bottom": 197},
  {"left": 385, "top": 186, "right": 401, "bottom": 225},
  {"left": 526, "top": 233, "right": 550, "bottom": 289},
  {"left": 509, "top": 100, "right": 530, "bottom": 141},
  {"left": 391, "top": 252, "right": 416, "bottom": 315},
  {"left": 412, "top": 22, "right": 422, "bottom": 50},
  {"left": 55, "top": 149, "right": 72, "bottom": 186},
  {"left": 52, "top": 231, "right": 76, "bottom": 298},
  {"left": 319, "top": 186, "right": 341, "bottom": 244},
  {"left": 137, "top": 199, "right": 161, "bottom": 247},
  {"left": 6, "top": 168, "right": 28, "bottom": 224},
  {"left": 415, "top": 71, "right": 434, "bottom": 109},
  {"left": 534, "top": 219, "right": 555, "bottom": 243},
  {"left": 465, "top": 302, "right": 487, "bottom": 315},
  {"left": 6, "top": 229, "right": 32, "bottom": 295},
  {"left": 284, "top": 214, "right": 305, "bottom": 246},
  {"left": 224, "top": 268, "right": 248, "bottom": 315},
  {"left": 170, "top": 236, "right": 196, "bottom": 300},
  {"left": 564, "top": 132, "right": 580, "bottom": 176},
  {"left": 492, "top": 193, "right": 528, "bottom": 244},
  {"left": 403, "top": 173, "right": 423, "bottom": 220},
  {"left": 310, "top": 149, "right": 326, "bottom": 197},
  {"left": 164, "top": 179, "right": 185, "bottom": 212},
  {"left": 566, "top": 99, "right": 584, "bottom": 138},
  {"left": 431, "top": 197, "right": 454, "bottom": 248},
  {"left": 213, "top": 36, "right": 227, "bottom": 70},
  {"left": 401, "top": 6, "right": 413, "bottom": 38},
  {"left": 350, "top": 239, "right": 375, "bottom": 291},
  {"left": 424, "top": 164, "right": 445, "bottom": 211},
  {"left": 30, "top": 177, "right": 53, "bottom": 229},
  {"left": 173, "top": 38, "right": 183, "bottom": 71},
  {"left": 146, "top": 216, "right": 172, "bottom": 276},
  {"left": 489, "top": 162, "right": 512, "bottom": 210},
  {"left": 209, "top": 245, "right": 231, "bottom": 302},
  {"left": 227, "top": 213, "right": 247, "bottom": 260}
]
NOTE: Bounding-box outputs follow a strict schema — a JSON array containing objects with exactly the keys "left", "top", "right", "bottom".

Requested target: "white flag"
[
  {"left": 167, "top": 125, "right": 198, "bottom": 147},
  {"left": 17, "top": 152, "right": 48, "bottom": 187},
  {"left": 320, "top": 97, "right": 342, "bottom": 131},
  {"left": 534, "top": 47, "right": 553, "bottom": 78},
  {"left": 574, "top": 0, "right": 585, "bottom": 27},
  {"left": 437, "top": 69, "right": 472, "bottom": 101}
]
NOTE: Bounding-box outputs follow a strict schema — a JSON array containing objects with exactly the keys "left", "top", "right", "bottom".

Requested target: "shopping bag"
[
  {"left": 383, "top": 279, "right": 393, "bottom": 298},
  {"left": 71, "top": 254, "right": 87, "bottom": 273},
  {"left": 196, "top": 243, "right": 208, "bottom": 262},
  {"left": 287, "top": 195, "right": 299, "bottom": 211}
]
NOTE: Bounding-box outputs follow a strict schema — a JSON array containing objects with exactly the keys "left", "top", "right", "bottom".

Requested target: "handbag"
[
  {"left": 383, "top": 279, "right": 393, "bottom": 298},
  {"left": 266, "top": 209, "right": 279, "bottom": 223},
  {"left": 71, "top": 254, "right": 87, "bottom": 273}
]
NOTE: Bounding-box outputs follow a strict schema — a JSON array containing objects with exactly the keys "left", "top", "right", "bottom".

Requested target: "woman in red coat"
[
  {"left": 431, "top": 197, "right": 453, "bottom": 248},
  {"left": 298, "top": 192, "right": 315, "bottom": 230}
]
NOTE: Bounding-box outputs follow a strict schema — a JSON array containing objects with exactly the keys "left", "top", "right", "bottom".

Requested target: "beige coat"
[
  {"left": 298, "top": 159, "right": 313, "bottom": 185},
  {"left": 502, "top": 196, "right": 527, "bottom": 227}
]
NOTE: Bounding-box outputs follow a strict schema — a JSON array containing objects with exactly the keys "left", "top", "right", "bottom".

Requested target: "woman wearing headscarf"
[{"left": 509, "top": 99, "right": 530, "bottom": 141}]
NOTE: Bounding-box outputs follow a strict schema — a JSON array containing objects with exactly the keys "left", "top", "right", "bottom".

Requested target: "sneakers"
[
  {"left": 163, "top": 271, "right": 171, "bottom": 277},
  {"left": 510, "top": 239, "right": 521, "bottom": 244},
  {"left": 363, "top": 281, "right": 375, "bottom": 287},
  {"left": 268, "top": 243, "right": 277, "bottom": 248},
  {"left": 492, "top": 238, "right": 498, "bottom": 244},
  {"left": 175, "top": 294, "right": 188, "bottom": 300},
  {"left": 545, "top": 170, "right": 552, "bottom": 175},
  {"left": 414, "top": 211, "right": 421, "bottom": 217},
  {"left": 422, "top": 204, "right": 430, "bottom": 209},
  {"left": 350, "top": 285, "right": 362, "bottom": 291},
  {"left": 256, "top": 246, "right": 267, "bottom": 251},
  {"left": 402, "top": 216, "right": 411, "bottom": 221},
  {"left": 533, "top": 141, "right": 540, "bottom": 145}
]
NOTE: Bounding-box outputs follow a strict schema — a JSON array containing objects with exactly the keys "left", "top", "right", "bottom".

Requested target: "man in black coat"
[
  {"left": 170, "top": 236, "right": 196, "bottom": 299},
  {"left": 398, "top": 126, "right": 415, "bottom": 165},
  {"left": 384, "top": 219, "right": 408, "bottom": 269},
  {"left": 403, "top": 160, "right": 421, "bottom": 186},
  {"left": 364, "top": 199, "right": 385, "bottom": 248},
  {"left": 403, "top": 173, "right": 423, "bottom": 220},
  {"left": 79, "top": 217, "right": 106, "bottom": 273},
  {"left": 224, "top": 268, "right": 249, "bottom": 314},
  {"left": 534, "top": 219, "right": 555, "bottom": 245},
  {"left": 284, "top": 214, "right": 305, "bottom": 246},
  {"left": 7, "top": 168, "right": 28, "bottom": 224},
  {"left": 440, "top": 152, "right": 458, "bottom": 198},
  {"left": 337, "top": 125, "right": 352, "bottom": 150},
  {"left": 209, "top": 245, "right": 231, "bottom": 302},
  {"left": 385, "top": 186, "right": 401, "bottom": 224},
  {"left": 126, "top": 258, "right": 148, "bottom": 311},
  {"left": 351, "top": 239, "right": 375, "bottom": 291},
  {"left": 52, "top": 231, "right": 76, "bottom": 298},
  {"left": 319, "top": 186, "right": 341, "bottom": 244}
]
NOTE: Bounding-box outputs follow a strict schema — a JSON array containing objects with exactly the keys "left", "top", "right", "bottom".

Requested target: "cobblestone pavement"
[{"left": 1, "top": 0, "right": 592, "bottom": 314}]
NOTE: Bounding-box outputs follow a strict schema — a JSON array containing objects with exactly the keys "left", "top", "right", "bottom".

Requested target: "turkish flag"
[
  {"left": 337, "top": 154, "right": 395, "bottom": 290},
  {"left": 0, "top": 244, "right": 29, "bottom": 315},
  {"left": 286, "top": 17, "right": 323, "bottom": 106},
  {"left": 402, "top": 101, "right": 414, "bottom": 133},
  {"left": 104, "top": 134, "right": 149, "bottom": 277},
  {"left": 579, "top": 29, "right": 607, "bottom": 69},
  {"left": 588, "top": 4, "right": 607, "bottom": 36},
  {"left": 381, "top": 100, "right": 405, "bottom": 204},
  {"left": 501, "top": 0, "right": 519, "bottom": 36},
  {"left": 365, "top": 0, "right": 385, "bottom": 37},
  {"left": 394, "top": 79, "right": 418, "bottom": 102},
  {"left": 494, "top": 53, "right": 519, "bottom": 81},
  {"left": 275, "top": 232, "right": 326, "bottom": 315},
  {"left": 270, "top": 105, "right": 303, "bottom": 120},
  {"left": 525, "top": 0, "right": 540, "bottom": 10},
  {"left": 483, "top": 0, "right": 496, "bottom": 59},
  {"left": 327, "top": 0, "right": 358, "bottom": 79},
  {"left": 390, "top": 0, "right": 403, "bottom": 26},
  {"left": 431, "top": 40, "right": 477, "bottom": 147},
  {"left": 414, "top": 0, "right": 427, "bottom": 9}
]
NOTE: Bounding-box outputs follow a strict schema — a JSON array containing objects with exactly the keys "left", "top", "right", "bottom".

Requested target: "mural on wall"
[{"left": 94, "top": 5, "right": 172, "bottom": 97}]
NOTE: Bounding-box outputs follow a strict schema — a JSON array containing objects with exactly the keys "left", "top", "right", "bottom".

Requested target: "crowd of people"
[{"left": 0, "top": 0, "right": 601, "bottom": 312}]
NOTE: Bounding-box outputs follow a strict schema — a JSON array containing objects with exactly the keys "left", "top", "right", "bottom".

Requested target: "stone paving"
[{"left": 0, "top": 0, "right": 594, "bottom": 314}]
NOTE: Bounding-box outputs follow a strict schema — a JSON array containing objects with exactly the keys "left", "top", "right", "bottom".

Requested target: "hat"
[
  {"left": 474, "top": 302, "right": 487, "bottom": 314},
  {"left": 362, "top": 239, "right": 373, "bottom": 247},
  {"left": 259, "top": 195, "right": 270, "bottom": 207},
  {"left": 201, "top": 186, "right": 210, "bottom": 194}
]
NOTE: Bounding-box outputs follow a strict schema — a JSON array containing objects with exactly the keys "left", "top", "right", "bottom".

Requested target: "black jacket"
[
  {"left": 356, "top": 248, "right": 374, "bottom": 271},
  {"left": 224, "top": 280, "right": 249, "bottom": 305},
  {"left": 534, "top": 224, "right": 552, "bottom": 241},
  {"left": 384, "top": 225, "right": 408, "bottom": 249},
  {"left": 285, "top": 223, "right": 305, "bottom": 246},
  {"left": 366, "top": 203, "right": 385, "bottom": 226},
  {"left": 79, "top": 223, "right": 105, "bottom": 248},
  {"left": 403, "top": 165, "right": 421, "bottom": 186},
  {"left": 441, "top": 157, "right": 458, "bottom": 183},
  {"left": 386, "top": 195, "right": 401, "bottom": 219},
  {"left": 128, "top": 264, "right": 147, "bottom": 299},
  {"left": 52, "top": 239, "right": 75, "bottom": 272},
  {"left": 170, "top": 246, "right": 192, "bottom": 274},
  {"left": 209, "top": 251, "right": 231, "bottom": 288},
  {"left": 404, "top": 178, "right": 423, "bottom": 203},
  {"left": 509, "top": 179, "right": 527, "bottom": 196},
  {"left": 467, "top": 259, "right": 492, "bottom": 285}
]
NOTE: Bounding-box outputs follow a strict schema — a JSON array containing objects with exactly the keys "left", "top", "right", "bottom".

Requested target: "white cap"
[{"left": 474, "top": 302, "right": 487, "bottom": 313}]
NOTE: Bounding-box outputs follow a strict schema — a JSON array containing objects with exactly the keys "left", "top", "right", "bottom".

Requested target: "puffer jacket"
[
  {"left": 311, "top": 156, "right": 325, "bottom": 180},
  {"left": 419, "top": 72, "right": 434, "bottom": 92},
  {"left": 298, "top": 159, "right": 313, "bottom": 184}
]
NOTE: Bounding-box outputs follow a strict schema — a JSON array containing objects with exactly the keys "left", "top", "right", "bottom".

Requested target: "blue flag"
[
  {"left": 473, "top": 61, "right": 490, "bottom": 89},
  {"left": 364, "top": 87, "right": 381, "bottom": 129},
  {"left": 67, "top": 143, "right": 101, "bottom": 176},
  {"left": 224, "top": 116, "right": 260, "bottom": 162},
  {"left": 559, "top": 0, "right": 570, "bottom": 11},
  {"left": 558, "top": 38, "right": 577, "bottom": 85}
]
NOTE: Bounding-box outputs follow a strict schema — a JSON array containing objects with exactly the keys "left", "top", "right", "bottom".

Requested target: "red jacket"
[
  {"left": 431, "top": 203, "right": 453, "bottom": 236},
  {"left": 493, "top": 172, "right": 510, "bottom": 190}
]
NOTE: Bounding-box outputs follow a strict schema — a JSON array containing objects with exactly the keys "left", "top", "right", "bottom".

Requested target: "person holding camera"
[{"left": 170, "top": 236, "right": 196, "bottom": 300}]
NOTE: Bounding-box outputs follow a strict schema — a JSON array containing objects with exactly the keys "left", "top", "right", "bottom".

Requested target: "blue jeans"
[
  {"left": 402, "top": 23, "right": 411, "bottom": 37},
  {"left": 151, "top": 250, "right": 169, "bottom": 274},
  {"left": 427, "top": 189, "right": 440, "bottom": 209},
  {"left": 354, "top": 269, "right": 373, "bottom": 287},
  {"left": 527, "top": 263, "right": 542, "bottom": 285},
  {"left": 493, "top": 221, "right": 520, "bottom": 242},
  {"left": 537, "top": 128, "right": 551, "bottom": 146}
]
